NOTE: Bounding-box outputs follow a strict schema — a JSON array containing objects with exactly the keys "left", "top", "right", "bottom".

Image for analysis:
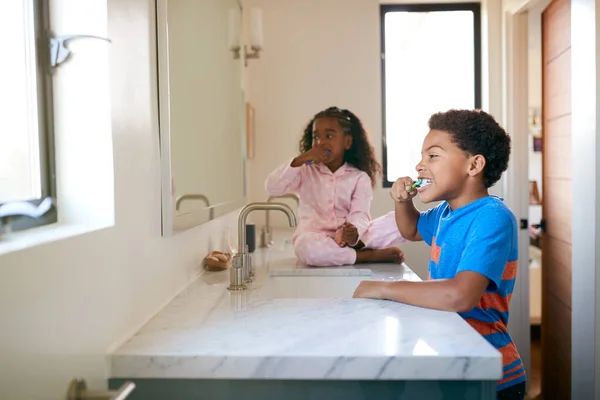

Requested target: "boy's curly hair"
[
  {"left": 299, "top": 107, "right": 381, "bottom": 187},
  {"left": 428, "top": 109, "right": 511, "bottom": 188}
]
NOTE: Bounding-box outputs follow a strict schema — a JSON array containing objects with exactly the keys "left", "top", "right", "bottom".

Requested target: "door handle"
[{"left": 539, "top": 219, "right": 546, "bottom": 233}]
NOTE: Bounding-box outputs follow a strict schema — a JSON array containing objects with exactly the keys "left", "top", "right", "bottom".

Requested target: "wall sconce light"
[
  {"left": 244, "top": 8, "right": 263, "bottom": 67},
  {"left": 229, "top": 7, "right": 241, "bottom": 60}
]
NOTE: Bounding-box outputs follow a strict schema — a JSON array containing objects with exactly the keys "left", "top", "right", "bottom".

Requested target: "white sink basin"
[{"left": 256, "top": 276, "right": 370, "bottom": 298}]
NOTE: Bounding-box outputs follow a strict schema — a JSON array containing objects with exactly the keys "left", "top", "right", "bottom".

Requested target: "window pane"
[
  {"left": 384, "top": 10, "right": 475, "bottom": 182},
  {"left": 0, "top": 0, "right": 42, "bottom": 203}
]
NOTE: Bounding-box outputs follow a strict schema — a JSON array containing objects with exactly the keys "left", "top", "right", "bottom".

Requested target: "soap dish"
[{"left": 204, "top": 251, "right": 231, "bottom": 271}]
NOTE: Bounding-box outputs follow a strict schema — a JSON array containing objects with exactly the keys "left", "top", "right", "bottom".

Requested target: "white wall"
[
  {"left": 0, "top": 0, "right": 240, "bottom": 398},
  {"left": 244, "top": 0, "right": 503, "bottom": 278}
]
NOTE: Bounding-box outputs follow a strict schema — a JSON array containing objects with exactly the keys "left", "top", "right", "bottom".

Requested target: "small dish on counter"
[{"left": 203, "top": 251, "right": 231, "bottom": 271}]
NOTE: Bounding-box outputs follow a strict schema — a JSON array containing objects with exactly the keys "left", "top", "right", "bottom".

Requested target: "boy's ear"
[
  {"left": 467, "top": 154, "right": 486, "bottom": 178},
  {"left": 344, "top": 135, "right": 353, "bottom": 150}
]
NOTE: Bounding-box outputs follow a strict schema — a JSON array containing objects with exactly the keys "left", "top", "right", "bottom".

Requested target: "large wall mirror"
[{"left": 156, "top": 0, "right": 246, "bottom": 236}]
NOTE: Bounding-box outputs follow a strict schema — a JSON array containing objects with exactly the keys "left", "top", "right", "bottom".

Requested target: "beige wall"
[
  {"left": 0, "top": 0, "right": 239, "bottom": 398},
  {"left": 244, "top": 0, "right": 503, "bottom": 278}
]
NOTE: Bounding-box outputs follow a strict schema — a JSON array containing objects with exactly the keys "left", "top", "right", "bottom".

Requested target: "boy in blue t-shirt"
[{"left": 353, "top": 109, "right": 525, "bottom": 399}]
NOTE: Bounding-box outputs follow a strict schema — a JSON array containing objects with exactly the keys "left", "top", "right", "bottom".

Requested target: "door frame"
[
  {"left": 504, "top": 0, "right": 599, "bottom": 398},
  {"left": 569, "top": 0, "right": 599, "bottom": 398},
  {"left": 503, "top": 2, "right": 532, "bottom": 391}
]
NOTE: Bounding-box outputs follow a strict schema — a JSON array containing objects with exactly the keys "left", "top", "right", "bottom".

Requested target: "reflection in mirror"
[{"left": 157, "top": 0, "right": 246, "bottom": 236}]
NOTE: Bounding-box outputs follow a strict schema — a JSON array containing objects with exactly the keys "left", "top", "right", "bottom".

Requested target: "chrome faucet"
[
  {"left": 260, "top": 194, "right": 299, "bottom": 248},
  {"left": 228, "top": 202, "right": 297, "bottom": 291},
  {"left": 175, "top": 193, "right": 214, "bottom": 220}
]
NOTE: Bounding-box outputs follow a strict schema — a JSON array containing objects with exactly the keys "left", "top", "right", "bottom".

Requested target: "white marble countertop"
[{"left": 111, "top": 234, "right": 502, "bottom": 381}]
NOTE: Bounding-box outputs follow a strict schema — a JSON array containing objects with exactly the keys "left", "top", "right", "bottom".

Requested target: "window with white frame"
[
  {"left": 381, "top": 3, "right": 481, "bottom": 187},
  {"left": 0, "top": 0, "right": 56, "bottom": 233}
]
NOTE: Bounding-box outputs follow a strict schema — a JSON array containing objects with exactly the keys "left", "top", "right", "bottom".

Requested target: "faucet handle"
[
  {"left": 227, "top": 254, "right": 247, "bottom": 291},
  {"left": 232, "top": 253, "right": 243, "bottom": 267}
]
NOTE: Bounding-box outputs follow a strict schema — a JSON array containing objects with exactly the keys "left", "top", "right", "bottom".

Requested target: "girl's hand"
[
  {"left": 292, "top": 146, "right": 330, "bottom": 167},
  {"left": 341, "top": 222, "right": 359, "bottom": 246},
  {"left": 304, "top": 146, "right": 330, "bottom": 164},
  {"left": 390, "top": 176, "right": 418, "bottom": 203},
  {"left": 334, "top": 228, "right": 346, "bottom": 247},
  {"left": 353, "top": 280, "right": 387, "bottom": 300}
]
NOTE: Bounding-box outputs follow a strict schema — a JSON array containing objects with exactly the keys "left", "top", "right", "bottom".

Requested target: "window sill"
[{"left": 0, "top": 221, "right": 113, "bottom": 256}]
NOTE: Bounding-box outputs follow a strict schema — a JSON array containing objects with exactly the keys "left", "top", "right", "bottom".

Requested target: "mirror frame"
[{"left": 156, "top": 0, "right": 247, "bottom": 236}]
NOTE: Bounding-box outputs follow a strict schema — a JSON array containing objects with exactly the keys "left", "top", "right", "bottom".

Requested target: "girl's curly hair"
[{"left": 299, "top": 107, "right": 381, "bottom": 187}]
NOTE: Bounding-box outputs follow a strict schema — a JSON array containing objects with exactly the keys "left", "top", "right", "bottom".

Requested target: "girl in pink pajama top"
[{"left": 265, "top": 107, "right": 406, "bottom": 267}]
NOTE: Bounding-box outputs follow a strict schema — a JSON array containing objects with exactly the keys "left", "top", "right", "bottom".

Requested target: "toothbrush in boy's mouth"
[
  {"left": 306, "top": 150, "right": 331, "bottom": 165},
  {"left": 407, "top": 178, "right": 433, "bottom": 193}
]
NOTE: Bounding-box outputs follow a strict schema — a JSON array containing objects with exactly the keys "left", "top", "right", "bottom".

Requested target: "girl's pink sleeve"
[
  {"left": 265, "top": 160, "right": 305, "bottom": 196},
  {"left": 346, "top": 173, "right": 373, "bottom": 244}
]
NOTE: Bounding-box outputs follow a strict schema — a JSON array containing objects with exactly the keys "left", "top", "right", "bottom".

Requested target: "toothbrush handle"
[
  {"left": 306, "top": 150, "right": 331, "bottom": 165},
  {"left": 406, "top": 179, "right": 422, "bottom": 193}
]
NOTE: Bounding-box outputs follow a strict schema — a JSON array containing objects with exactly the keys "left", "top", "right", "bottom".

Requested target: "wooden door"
[{"left": 541, "top": 0, "right": 571, "bottom": 398}]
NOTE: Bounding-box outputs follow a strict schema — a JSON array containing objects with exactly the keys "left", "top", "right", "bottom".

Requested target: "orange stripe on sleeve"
[{"left": 502, "top": 261, "right": 518, "bottom": 280}]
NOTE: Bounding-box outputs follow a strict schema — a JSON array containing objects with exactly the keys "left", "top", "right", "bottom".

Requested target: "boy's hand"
[
  {"left": 353, "top": 280, "right": 388, "bottom": 300},
  {"left": 390, "top": 176, "right": 419, "bottom": 203},
  {"left": 334, "top": 228, "right": 346, "bottom": 247},
  {"left": 341, "top": 222, "right": 359, "bottom": 246}
]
